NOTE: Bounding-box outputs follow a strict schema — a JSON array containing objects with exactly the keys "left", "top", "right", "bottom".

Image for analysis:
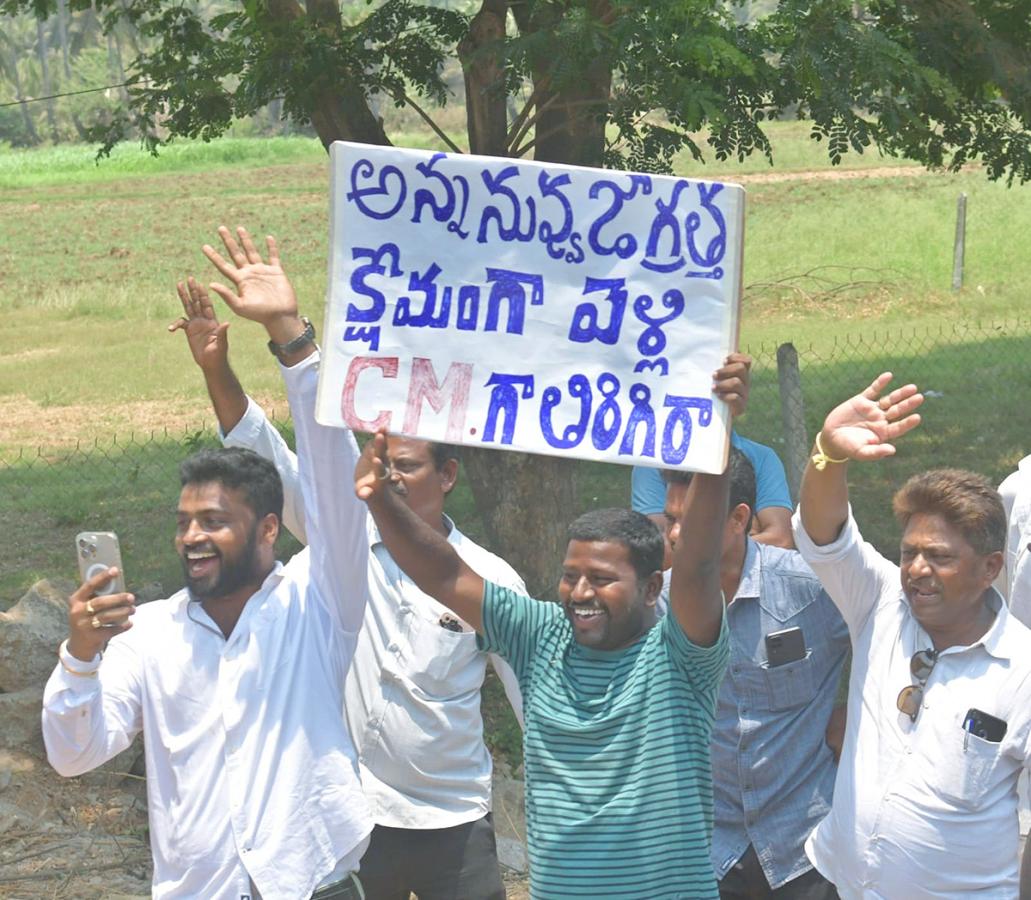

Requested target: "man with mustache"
[
  {"left": 41, "top": 227, "right": 372, "bottom": 898},
  {"left": 352, "top": 355, "right": 750, "bottom": 899},
  {"left": 793, "top": 373, "right": 1031, "bottom": 897},
  {"left": 172, "top": 229, "right": 525, "bottom": 900}
]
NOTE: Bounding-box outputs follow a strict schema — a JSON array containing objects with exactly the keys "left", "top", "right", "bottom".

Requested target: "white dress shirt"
[
  {"left": 224, "top": 398, "right": 526, "bottom": 829},
  {"left": 794, "top": 508, "right": 1031, "bottom": 899},
  {"left": 42, "top": 354, "right": 373, "bottom": 900},
  {"left": 998, "top": 454, "right": 1031, "bottom": 627}
]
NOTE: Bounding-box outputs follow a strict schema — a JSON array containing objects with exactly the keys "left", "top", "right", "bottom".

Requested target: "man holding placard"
[{"left": 354, "top": 356, "right": 748, "bottom": 898}]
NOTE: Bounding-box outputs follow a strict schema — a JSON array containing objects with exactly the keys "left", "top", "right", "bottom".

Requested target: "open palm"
[
  {"left": 169, "top": 277, "right": 229, "bottom": 371},
  {"left": 821, "top": 373, "right": 924, "bottom": 461},
  {"left": 202, "top": 226, "right": 297, "bottom": 325}
]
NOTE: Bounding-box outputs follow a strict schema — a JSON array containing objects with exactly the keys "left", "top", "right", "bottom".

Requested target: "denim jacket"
[{"left": 709, "top": 539, "right": 850, "bottom": 889}]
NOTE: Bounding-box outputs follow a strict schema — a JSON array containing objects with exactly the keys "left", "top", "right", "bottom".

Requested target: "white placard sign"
[{"left": 316, "top": 142, "right": 745, "bottom": 473}]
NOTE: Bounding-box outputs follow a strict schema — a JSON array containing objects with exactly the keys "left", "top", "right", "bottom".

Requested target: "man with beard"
[
  {"left": 793, "top": 373, "right": 1031, "bottom": 897},
  {"left": 352, "top": 356, "right": 750, "bottom": 899},
  {"left": 171, "top": 246, "right": 525, "bottom": 899},
  {"left": 41, "top": 226, "right": 372, "bottom": 899}
]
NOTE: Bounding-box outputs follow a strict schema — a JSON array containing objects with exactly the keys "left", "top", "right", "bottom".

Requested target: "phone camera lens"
[
  {"left": 80, "top": 548, "right": 88, "bottom": 558},
  {"left": 89, "top": 544, "right": 97, "bottom": 556},
  {"left": 78, "top": 539, "right": 87, "bottom": 548}
]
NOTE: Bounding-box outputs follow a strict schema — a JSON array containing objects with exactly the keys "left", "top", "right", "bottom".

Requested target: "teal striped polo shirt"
[{"left": 478, "top": 582, "right": 729, "bottom": 899}]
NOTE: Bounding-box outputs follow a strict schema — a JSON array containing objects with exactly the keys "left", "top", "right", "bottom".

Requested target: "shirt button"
[{"left": 387, "top": 642, "right": 399, "bottom": 652}]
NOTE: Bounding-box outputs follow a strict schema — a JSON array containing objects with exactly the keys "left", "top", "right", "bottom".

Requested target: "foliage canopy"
[{"left": 5, "top": 0, "right": 1031, "bottom": 183}]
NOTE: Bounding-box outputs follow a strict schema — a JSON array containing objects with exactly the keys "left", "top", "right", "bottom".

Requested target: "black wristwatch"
[{"left": 267, "top": 317, "right": 315, "bottom": 358}]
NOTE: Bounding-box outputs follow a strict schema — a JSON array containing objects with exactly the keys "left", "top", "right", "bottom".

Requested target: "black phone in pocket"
[
  {"left": 765, "top": 626, "right": 806, "bottom": 668},
  {"left": 963, "top": 708, "right": 1007, "bottom": 743}
]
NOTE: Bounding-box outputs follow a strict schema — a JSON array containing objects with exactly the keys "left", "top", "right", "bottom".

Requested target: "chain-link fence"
[{"left": 3, "top": 318, "right": 1030, "bottom": 605}]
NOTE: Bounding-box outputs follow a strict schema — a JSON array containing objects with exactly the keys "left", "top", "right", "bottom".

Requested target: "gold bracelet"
[
  {"left": 811, "top": 433, "right": 849, "bottom": 471},
  {"left": 58, "top": 644, "right": 100, "bottom": 678}
]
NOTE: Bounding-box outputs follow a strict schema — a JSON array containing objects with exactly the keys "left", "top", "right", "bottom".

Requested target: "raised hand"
[
  {"left": 355, "top": 430, "right": 396, "bottom": 503},
  {"left": 819, "top": 372, "right": 923, "bottom": 462},
  {"left": 66, "top": 567, "right": 135, "bottom": 662},
  {"left": 713, "top": 352, "right": 752, "bottom": 418},
  {"left": 202, "top": 226, "right": 299, "bottom": 332},
  {"left": 168, "top": 276, "right": 230, "bottom": 373}
]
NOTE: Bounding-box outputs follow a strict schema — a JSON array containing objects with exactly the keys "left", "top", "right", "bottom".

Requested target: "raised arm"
[
  {"left": 668, "top": 354, "right": 749, "bottom": 646},
  {"left": 168, "top": 276, "right": 247, "bottom": 434},
  {"left": 171, "top": 277, "right": 308, "bottom": 543},
  {"left": 201, "top": 225, "right": 368, "bottom": 633},
  {"left": 751, "top": 506, "right": 793, "bottom": 549},
  {"left": 798, "top": 373, "right": 923, "bottom": 546},
  {"left": 356, "top": 431, "right": 486, "bottom": 633}
]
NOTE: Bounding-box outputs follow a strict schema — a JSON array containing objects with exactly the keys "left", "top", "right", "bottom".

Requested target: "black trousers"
[
  {"left": 719, "top": 846, "right": 839, "bottom": 900},
  {"left": 356, "top": 813, "right": 506, "bottom": 900}
]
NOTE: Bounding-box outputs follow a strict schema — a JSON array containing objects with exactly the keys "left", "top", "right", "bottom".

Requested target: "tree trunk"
[
  {"left": 461, "top": 448, "right": 579, "bottom": 600},
  {"left": 454, "top": 0, "right": 583, "bottom": 599},
  {"left": 106, "top": 28, "right": 128, "bottom": 102},
  {"left": 264, "top": 0, "right": 390, "bottom": 149},
  {"left": 3, "top": 43, "right": 40, "bottom": 145},
  {"left": 56, "top": 0, "right": 72, "bottom": 79},
  {"left": 458, "top": 0, "right": 508, "bottom": 159},
  {"left": 511, "top": 0, "right": 614, "bottom": 167},
  {"left": 36, "top": 16, "right": 61, "bottom": 142}
]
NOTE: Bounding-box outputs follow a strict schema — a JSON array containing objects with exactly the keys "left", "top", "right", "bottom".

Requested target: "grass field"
[{"left": 2, "top": 123, "right": 1031, "bottom": 609}]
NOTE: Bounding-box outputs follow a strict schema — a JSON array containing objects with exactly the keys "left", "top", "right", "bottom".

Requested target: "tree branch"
[
  {"left": 508, "top": 91, "right": 557, "bottom": 154},
  {"left": 506, "top": 75, "right": 552, "bottom": 147},
  {"left": 400, "top": 92, "right": 464, "bottom": 153}
]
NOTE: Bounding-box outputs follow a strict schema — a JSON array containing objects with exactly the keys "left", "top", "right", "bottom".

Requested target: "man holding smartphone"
[
  {"left": 42, "top": 226, "right": 373, "bottom": 899},
  {"left": 170, "top": 248, "right": 526, "bottom": 899},
  {"left": 661, "top": 451, "right": 850, "bottom": 900},
  {"left": 794, "top": 373, "right": 1031, "bottom": 897}
]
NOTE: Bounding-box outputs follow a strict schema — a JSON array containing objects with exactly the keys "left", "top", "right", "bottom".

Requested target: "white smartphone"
[{"left": 76, "top": 531, "right": 126, "bottom": 595}]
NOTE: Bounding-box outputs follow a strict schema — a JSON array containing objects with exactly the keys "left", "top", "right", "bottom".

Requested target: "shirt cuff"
[
  {"left": 791, "top": 504, "right": 859, "bottom": 562},
  {"left": 220, "top": 396, "right": 267, "bottom": 445},
  {"left": 278, "top": 347, "right": 320, "bottom": 379},
  {"left": 57, "top": 640, "right": 103, "bottom": 686}
]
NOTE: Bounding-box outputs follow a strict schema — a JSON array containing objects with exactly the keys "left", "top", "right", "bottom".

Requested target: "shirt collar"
[
  {"left": 977, "top": 589, "right": 1021, "bottom": 661},
  {"left": 930, "top": 588, "right": 1017, "bottom": 661},
  {"left": 184, "top": 560, "right": 285, "bottom": 639}
]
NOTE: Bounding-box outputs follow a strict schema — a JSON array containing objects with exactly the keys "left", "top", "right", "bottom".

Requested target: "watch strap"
[{"left": 267, "top": 317, "right": 315, "bottom": 358}]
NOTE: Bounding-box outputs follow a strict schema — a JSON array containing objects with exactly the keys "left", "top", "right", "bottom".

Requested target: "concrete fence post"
[
  {"left": 776, "top": 342, "right": 808, "bottom": 504},
  {"left": 952, "top": 192, "right": 967, "bottom": 292}
]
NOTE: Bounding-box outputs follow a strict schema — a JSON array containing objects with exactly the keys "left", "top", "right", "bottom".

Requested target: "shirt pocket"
[
  {"left": 934, "top": 731, "right": 1005, "bottom": 811},
  {"left": 407, "top": 612, "right": 483, "bottom": 698},
  {"left": 761, "top": 650, "right": 817, "bottom": 710}
]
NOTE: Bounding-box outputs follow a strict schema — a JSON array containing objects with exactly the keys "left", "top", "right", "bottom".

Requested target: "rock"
[
  {"left": 0, "top": 581, "right": 143, "bottom": 776},
  {"left": 491, "top": 760, "right": 527, "bottom": 873},
  {"left": 0, "top": 579, "right": 73, "bottom": 691},
  {"left": 0, "top": 687, "right": 45, "bottom": 751},
  {"left": 497, "top": 835, "right": 528, "bottom": 873}
]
